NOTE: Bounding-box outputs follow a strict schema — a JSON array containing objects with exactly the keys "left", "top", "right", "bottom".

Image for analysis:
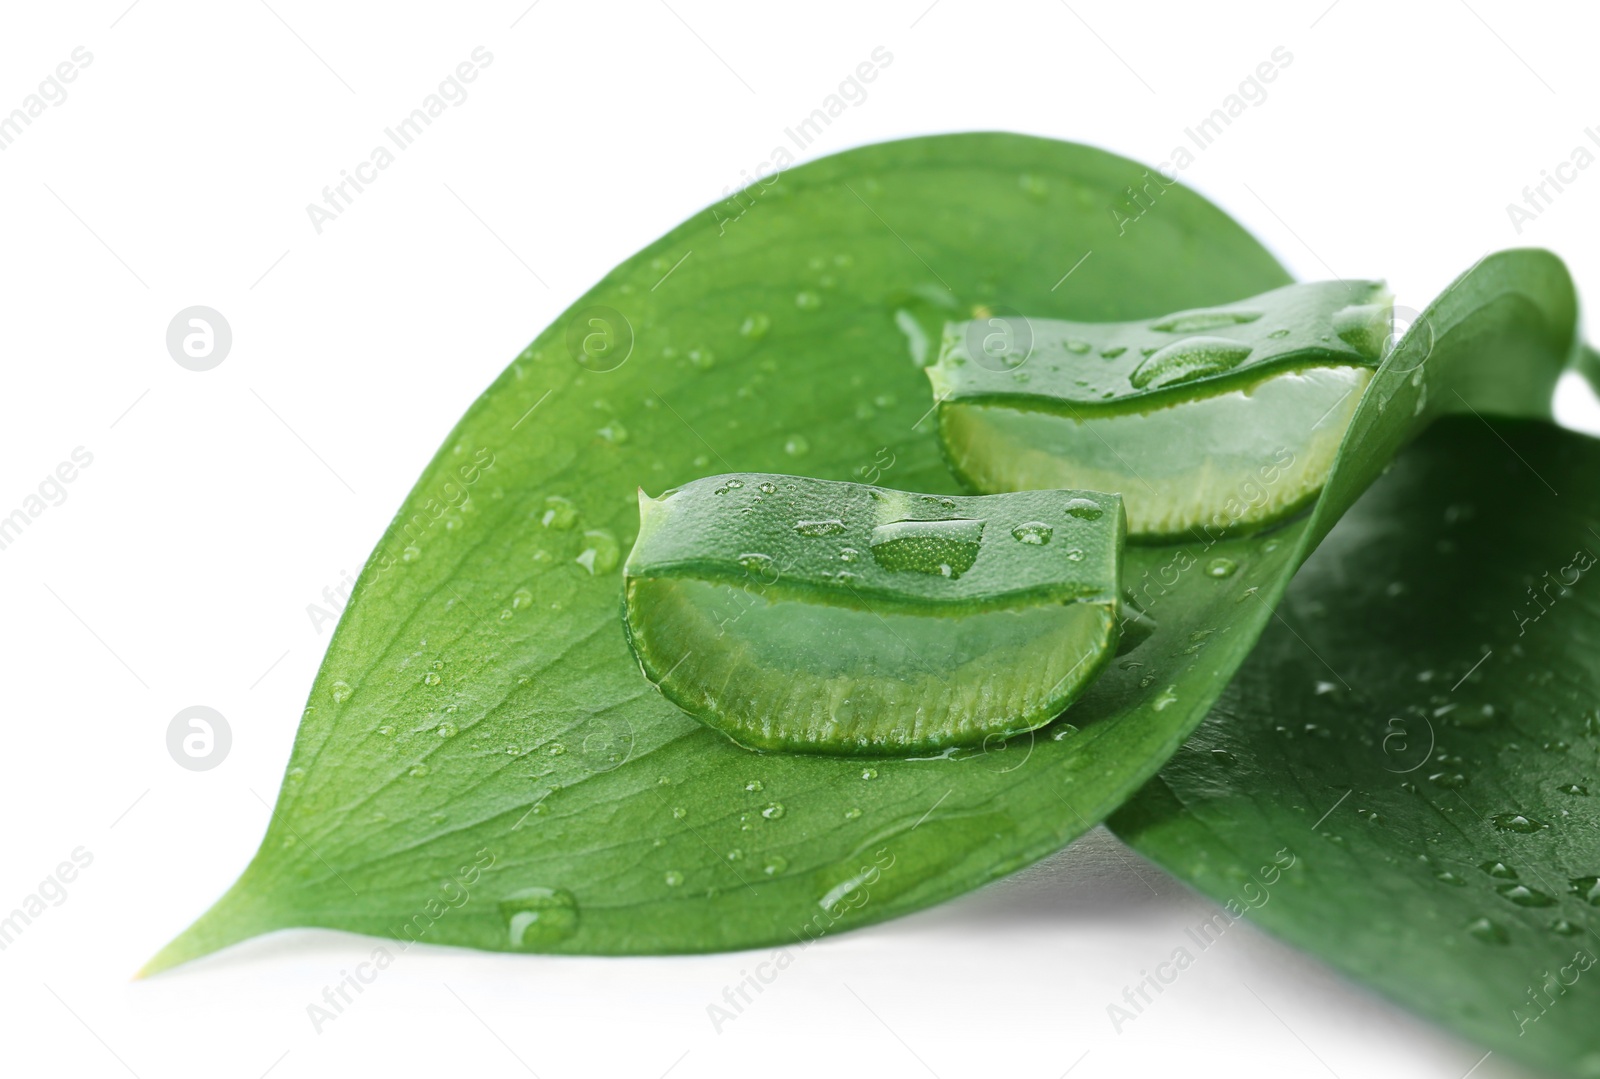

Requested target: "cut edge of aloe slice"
[
  {"left": 625, "top": 575, "right": 1119, "bottom": 754},
  {"left": 937, "top": 363, "right": 1373, "bottom": 541},
  {"left": 621, "top": 474, "right": 1127, "bottom": 754},
  {"left": 926, "top": 281, "right": 1393, "bottom": 540}
]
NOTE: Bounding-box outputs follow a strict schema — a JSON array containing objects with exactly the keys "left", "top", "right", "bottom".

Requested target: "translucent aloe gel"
[
  {"left": 928, "top": 281, "right": 1392, "bottom": 540},
  {"left": 622, "top": 475, "right": 1129, "bottom": 754}
]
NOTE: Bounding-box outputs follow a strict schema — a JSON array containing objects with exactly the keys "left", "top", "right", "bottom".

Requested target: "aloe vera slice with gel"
[
  {"left": 623, "top": 474, "right": 1128, "bottom": 754},
  {"left": 929, "top": 280, "right": 1392, "bottom": 540}
]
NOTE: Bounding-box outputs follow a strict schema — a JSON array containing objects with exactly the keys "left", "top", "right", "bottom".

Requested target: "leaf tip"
[{"left": 138, "top": 872, "right": 287, "bottom": 977}]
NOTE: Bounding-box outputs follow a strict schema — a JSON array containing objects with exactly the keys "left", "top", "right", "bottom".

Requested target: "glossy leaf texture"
[
  {"left": 144, "top": 133, "right": 1577, "bottom": 978},
  {"left": 1112, "top": 417, "right": 1600, "bottom": 1078},
  {"left": 143, "top": 133, "right": 1303, "bottom": 971}
]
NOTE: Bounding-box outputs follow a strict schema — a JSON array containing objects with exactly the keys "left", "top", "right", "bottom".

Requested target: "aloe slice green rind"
[
  {"left": 929, "top": 280, "right": 1389, "bottom": 410},
  {"left": 626, "top": 475, "right": 1122, "bottom": 611},
  {"left": 623, "top": 476, "right": 1125, "bottom": 753},
  {"left": 1111, "top": 416, "right": 1600, "bottom": 1079}
]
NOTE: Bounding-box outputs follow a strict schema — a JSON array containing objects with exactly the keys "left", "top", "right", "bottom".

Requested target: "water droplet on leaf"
[
  {"left": 1467, "top": 917, "right": 1509, "bottom": 944},
  {"left": 1570, "top": 876, "right": 1600, "bottom": 905},
  {"left": 500, "top": 887, "right": 579, "bottom": 948},
  {"left": 576, "top": 529, "right": 620, "bottom": 574},
  {"left": 1498, "top": 883, "right": 1556, "bottom": 907},
  {"left": 541, "top": 496, "right": 579, "bottom": 530}
]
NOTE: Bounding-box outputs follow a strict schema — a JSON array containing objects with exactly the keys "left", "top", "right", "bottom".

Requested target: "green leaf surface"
[
  {"left": 1111, "top": 416, "right": 1600, "bottom": 1078},
  {"left": 144, "top": 132, "right": 1302, "bottom": 973},
  {"left": 143, "top": 133, "right": 1579, "bottom": 995}
]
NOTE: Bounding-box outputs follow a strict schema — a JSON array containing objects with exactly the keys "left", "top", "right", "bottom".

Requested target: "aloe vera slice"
[
  {"left": 929, "top": 281, "right": 1391, "bottom": 540},
  {"left": 622, "top": 474, "right": 1125, "bottom": 754}
]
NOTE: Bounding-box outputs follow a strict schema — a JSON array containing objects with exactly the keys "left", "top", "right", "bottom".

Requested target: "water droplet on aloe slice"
[
  {"left": 868, "top": 518, "right": 985, "bottom": 578},
  {"left": 1129, "top": 336, "right": 1254, "bottom": 389},
  {"left": 1150, "top": 307, "right": 1263, "bottom": 333},
  {"left": 623, "top": 475, "right": 1130, "bottom": 754},
  {"left": 926, "top": 280, "right": 1390, "bottom": 539}
]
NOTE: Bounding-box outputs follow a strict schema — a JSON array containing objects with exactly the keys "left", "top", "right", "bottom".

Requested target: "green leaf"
[
  {"left": 1579, "top": 343, "right": 1600, "bottom": 397},
  {"left": 141, "top": 134, "right": 1578, "bottom": 983},
  {"left": 143, "top": 132, "right": 1303, "bottom": 973},
  {"left": 1111, "top": 416, "right": 1600, "bottom": 1078}
]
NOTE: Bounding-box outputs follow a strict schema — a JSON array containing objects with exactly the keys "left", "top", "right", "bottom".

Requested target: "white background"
[{"left": 2, "top": 1, "right": 1598, "bottom": 1076}]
